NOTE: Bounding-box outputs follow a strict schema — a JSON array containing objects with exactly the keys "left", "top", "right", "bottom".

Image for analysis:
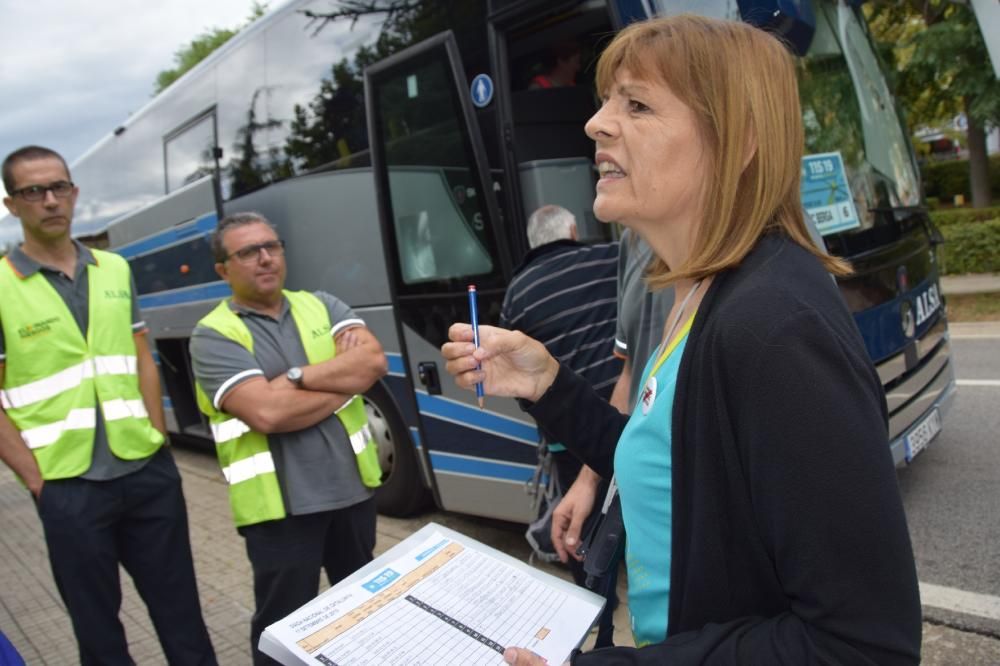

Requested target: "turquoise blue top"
[{"left": 613, "top": 322, "right": 691, "bottom": 647}]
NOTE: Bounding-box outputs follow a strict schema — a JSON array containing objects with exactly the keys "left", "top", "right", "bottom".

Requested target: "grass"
[{"left": 946, "top": 292, "right": 1000, "bottom": 322}]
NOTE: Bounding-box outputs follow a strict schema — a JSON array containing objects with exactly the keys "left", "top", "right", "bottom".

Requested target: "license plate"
[{"left": 904, "top": 408, "right": 941, "bottom": 463}]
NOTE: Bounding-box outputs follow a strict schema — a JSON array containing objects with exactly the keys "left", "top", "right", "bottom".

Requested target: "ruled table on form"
[{"left": 261, "top": 526, "right": 603, "bottom": 666}]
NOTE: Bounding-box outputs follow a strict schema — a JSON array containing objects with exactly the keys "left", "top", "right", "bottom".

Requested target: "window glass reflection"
[
  {"left": 376, "top": 53, "right": 496, "bottom": 285},
  {"left": 165, "top": 113, "right": 217, "bottom": 193},
  {"left": 797, "top": 3, "right": 921, "bottom": 234}
]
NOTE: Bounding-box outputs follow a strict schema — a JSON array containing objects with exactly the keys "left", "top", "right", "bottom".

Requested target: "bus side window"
[{"left": 164, "top": 111, "right": 218, "bottom": 194}]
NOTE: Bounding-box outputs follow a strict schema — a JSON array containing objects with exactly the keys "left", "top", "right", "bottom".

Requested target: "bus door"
[
  {"left": 494, "top": 0, "right": 619, "bottom": 244},
  {"left": 365, "top": 31, "right": 541, "bottom": 522}
]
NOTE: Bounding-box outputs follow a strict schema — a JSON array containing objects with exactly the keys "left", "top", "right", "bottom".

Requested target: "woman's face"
[{"left": 585, "top": 68, "right": 708, "bottom": 234}]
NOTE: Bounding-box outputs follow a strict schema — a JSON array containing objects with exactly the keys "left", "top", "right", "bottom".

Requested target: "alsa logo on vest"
[
  {"left": 311, "top": 327, "right": 327, "bottom": 339},
  {"left": 104, "top": 289, "right": 130, "bottom": 299},
  {"left": 18, "top": 317, "right": 60, "bottom": 340},
  {"left": 914, "top": 283, "right": 941, "bottom": 327}
]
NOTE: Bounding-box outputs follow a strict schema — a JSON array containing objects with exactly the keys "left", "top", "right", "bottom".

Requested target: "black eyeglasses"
[
  {"left": 11, "top": 180, "right": 75, "bottom": 202},
  {"left": 225, "top": 239, "right": 286, "bottom": 264}
]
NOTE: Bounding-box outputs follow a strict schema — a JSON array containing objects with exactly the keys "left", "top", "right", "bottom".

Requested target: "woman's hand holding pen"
[{"left": 441, "top": 324, "right": 559, "bottom": 402}]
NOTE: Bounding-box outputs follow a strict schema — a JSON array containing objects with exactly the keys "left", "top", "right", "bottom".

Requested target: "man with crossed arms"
[{"left": 190, "top": 212, "right": 387, "bottom": 665}]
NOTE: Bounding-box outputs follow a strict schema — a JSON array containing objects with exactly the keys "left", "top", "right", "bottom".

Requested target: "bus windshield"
[{"left": 797, "top": 2, "right": 921, "bottom": 235}]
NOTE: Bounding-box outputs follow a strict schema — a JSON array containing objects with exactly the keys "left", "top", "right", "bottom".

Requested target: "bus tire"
[{"left": 363, "top": 382, "right": 429, "bottom": 517}]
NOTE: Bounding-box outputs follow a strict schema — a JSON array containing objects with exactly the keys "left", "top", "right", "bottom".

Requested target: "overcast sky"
[{"left": 0, "top": 0, "right": 272, "bottom": 197}]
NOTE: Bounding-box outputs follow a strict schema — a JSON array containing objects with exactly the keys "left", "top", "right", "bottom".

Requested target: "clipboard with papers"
[{"left": 259, "top": 522, "right": 605, "bottom": 665}]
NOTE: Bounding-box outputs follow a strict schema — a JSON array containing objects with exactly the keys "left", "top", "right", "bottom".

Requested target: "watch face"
[{"left": 287, "top": 367, "right": 303, "bottom": 384}]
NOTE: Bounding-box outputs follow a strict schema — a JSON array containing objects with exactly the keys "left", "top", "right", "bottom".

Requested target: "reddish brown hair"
[{"left": 595, "top": 15, "right": 850, "bottom": 287}]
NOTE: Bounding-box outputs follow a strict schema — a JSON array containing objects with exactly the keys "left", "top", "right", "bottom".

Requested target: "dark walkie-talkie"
[{"left": 577, "top": 481, "right": 624, "bottom": 589}]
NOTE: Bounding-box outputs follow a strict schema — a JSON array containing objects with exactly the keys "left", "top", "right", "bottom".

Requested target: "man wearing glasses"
[
  {"left": 0, "top": 146, "right": 216, "bottom": 664},
  {"left": 189, "top": 212, "right": 387, "bottom": 665}
]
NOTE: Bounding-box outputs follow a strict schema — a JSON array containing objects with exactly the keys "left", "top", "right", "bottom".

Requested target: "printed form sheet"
[{"left": 261, "top": 524, "right": 603, "bottom": 665}]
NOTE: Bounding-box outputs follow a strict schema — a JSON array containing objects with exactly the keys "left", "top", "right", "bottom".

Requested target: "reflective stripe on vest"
[
  {"left": 211, "top": 417, "right": 252, "bottom": 444},
  {"left": 222, "top": 451, "right": 276, "bottom": 485},
  {"left": 19, "top": 399, "right": 147, "bottom": 449},
  {"left": 1, "top": 355, "right": 137, "bottom": 409},
  {"left": 206, "top": 414, "right": 279, "bottom": 489},
  {"left": 193, "top": 290, "right": 380, "bottom": 527},
  {"left": 20, "top": 408, "right": 96, "bottom": 449},
  {"left": 339, "top": 394, "right": 374, "bottom": 454},
  {"left": 350, "top": 424, "right": 374, "bottom": 455},
  {"left": 102, "top": 398, "right": 149, "bottom": 421}
]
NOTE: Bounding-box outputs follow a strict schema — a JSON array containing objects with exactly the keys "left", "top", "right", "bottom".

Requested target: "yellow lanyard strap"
[{"left": 649, "top": 311, "right": 696, "bottom": 378}]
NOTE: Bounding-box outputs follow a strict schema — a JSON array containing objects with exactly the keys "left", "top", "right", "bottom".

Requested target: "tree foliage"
[
  {"left": 867, "top": 1, "right": 1000, "bottom": 206},
  {"left": 154, "top": 2, "right": 268, "bottom": 94},
  {"left": 210, "top": 0, "right": 485, "bottom": 197},
  {"left": 868, "top": 1, "right": 1000, "bottom": 129}
]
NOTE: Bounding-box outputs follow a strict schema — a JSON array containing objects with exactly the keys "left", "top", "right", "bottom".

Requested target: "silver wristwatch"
[{"left": 286, "top": 366, "right": 305, "bottom": 388}]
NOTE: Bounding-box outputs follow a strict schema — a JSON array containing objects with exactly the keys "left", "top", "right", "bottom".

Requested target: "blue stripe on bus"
[
  {"left": 418, "top": 413, "right": 537, "bottom": 464},
  {"left": 139, "top": 281, "right": 231, "bottom": 310},
  {"left": 386, "top": 353, "right": 406, "bottom": 375},
  {"left": 116, "top": 213, "right": 218, "bottom": 259},
  {"left": 409, "top": 427, "right": 422, "bottom": 449},
  {"left": 428, "top": 451, "right": 534, "bottom": 483},
  {"left": 415, "top": 393, "right": 538, "bottom": 443}
]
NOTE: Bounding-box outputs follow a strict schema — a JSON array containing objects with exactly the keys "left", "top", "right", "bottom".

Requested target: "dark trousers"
[
  {"left": 239, "top": 496, "right": 377, "bottom": 666},
  {"left": 36, "top": 448, "right": 216, "bottom": 666},
  {"left": 553, "top": 451, "right": 618, "bottom": 649}
]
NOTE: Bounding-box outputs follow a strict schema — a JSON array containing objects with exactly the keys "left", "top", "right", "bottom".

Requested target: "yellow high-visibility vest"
[
  {"left": 0, "top": 251, "right": 163, "bottom": 479},
  {"left": 194, "top": 290, "right": 380, "bottom": 527}
]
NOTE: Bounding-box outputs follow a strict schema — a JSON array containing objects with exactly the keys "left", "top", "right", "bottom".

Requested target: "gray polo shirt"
[
  {"left": 189, "top": 292, "right": 373, "bottom": 516},
  {"left": 615, "top": 229, "right": 675, "bottom": 406},
  {"left": 0, "top": 240, "right": 150, "bottom": 480}
]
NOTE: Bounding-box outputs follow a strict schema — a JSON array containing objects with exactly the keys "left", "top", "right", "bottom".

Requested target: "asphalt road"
[{"left": 896, "top": 327, "right": 1000, "bottom": 653}]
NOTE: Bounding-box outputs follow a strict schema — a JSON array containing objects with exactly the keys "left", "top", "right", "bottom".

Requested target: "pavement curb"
[
  {"left": 940, "top": 274, "right": 1000, "bottom": 296},
  {"left": 948, "top": 321, "right": 1000, "bottom": 338}
]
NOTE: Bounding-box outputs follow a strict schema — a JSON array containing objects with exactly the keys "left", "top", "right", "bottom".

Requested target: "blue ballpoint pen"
[{"left": 467, "top": 284, "right": 485, "bottom": 409}]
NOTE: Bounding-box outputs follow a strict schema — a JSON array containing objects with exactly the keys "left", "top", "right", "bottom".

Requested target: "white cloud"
[{"left": 0, "top": 0, "right": 270, "bottom": 191}]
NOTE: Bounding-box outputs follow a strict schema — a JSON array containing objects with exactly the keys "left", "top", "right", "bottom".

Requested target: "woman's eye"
[{"left": 628, "top": 99, "right": 649, "bottom": 113}]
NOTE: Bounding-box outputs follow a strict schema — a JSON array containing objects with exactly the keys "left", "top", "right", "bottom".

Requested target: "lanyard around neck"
[
  {"left": 599, "top": 279, "right": 704, "bottom": 520},
  {"left": 649, "top": 312, "right": 696, "bottom": 378},
  {"left": 649, "top": 279, "right": 702, "bottom": 376}
]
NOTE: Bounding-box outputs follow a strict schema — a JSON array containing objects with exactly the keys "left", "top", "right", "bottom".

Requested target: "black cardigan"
[{"left": 526, "top": 234, "right": 921, "bottom": 665}]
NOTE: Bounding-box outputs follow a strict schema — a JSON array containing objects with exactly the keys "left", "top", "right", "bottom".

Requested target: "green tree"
[
  {"left": 154, "top": 2, "right": 268, "bottom": 94},
  {"left": 868, "top": 1, "right": 1000, "bottom": 208},
  {"left": 229, "top": 86, "right": 292, "bottom": 197}
]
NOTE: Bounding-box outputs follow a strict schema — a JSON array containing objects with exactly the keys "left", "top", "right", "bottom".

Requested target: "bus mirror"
[{"left": 737, "top": 0, "right": 816, "bottom": 57}]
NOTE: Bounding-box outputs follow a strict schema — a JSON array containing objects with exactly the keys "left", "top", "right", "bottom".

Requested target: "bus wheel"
[{"left": 364, "top": 383, "right": 429, "bottom": 517}]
